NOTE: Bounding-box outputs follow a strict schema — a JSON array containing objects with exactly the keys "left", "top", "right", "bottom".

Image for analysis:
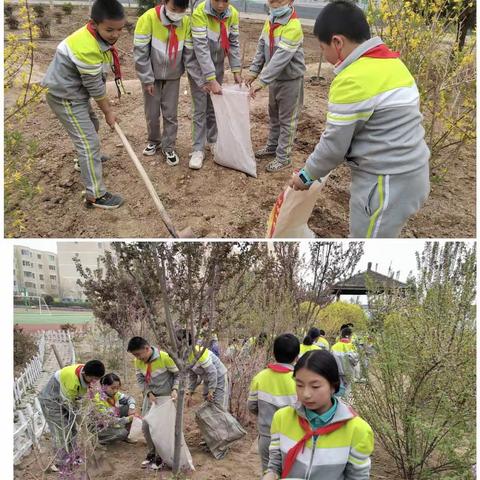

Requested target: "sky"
[{"left": 14, "top": 239, "right": 473, "bottom": 283}]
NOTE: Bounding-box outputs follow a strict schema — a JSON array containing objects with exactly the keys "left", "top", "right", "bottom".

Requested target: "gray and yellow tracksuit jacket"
[
  {"left": 133, "top": 6, "right": 202, "bottom": 85},
  {"left": 191, "top": 0, "right": 241, "bottom": 83},
  {"left": 248, "top": 8, "right": 305, "bottom": 86},
  {"left": 187, "top": 346, "right": 227, "bottom": 393},
  {"left": 42, "top": 25, "right": 113, "bottom": 101},
  {"left": 267, "top": 400, "right": 374, "bottom": 479}
]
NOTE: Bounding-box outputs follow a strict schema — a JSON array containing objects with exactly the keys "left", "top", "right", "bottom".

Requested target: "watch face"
[{"left": 299, "top": 173, "right": 308, "bottom": 184}]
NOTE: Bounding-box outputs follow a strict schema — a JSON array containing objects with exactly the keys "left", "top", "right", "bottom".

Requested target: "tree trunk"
[{"left": 172, "top": 371, "right": 186, "bottom": 474}]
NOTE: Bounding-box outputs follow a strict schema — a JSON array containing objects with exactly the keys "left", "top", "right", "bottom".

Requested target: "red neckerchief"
[
  {"left": 267, "top": 363, "right": 292, "bottom": 373},
  {"left": 156, "top": 6, "right": 179, "bottom": 63},
  {"left": 75, "top": 364, "right": 85, "bottom": 379},
  {"left": 213, "top": 16, "right": 230, "bottom": 55},
  {"left": 86, "top": 21, "right": 125, "bottom": 98},
  {"left": 145, "top": 361, "right": 152, "bottom": 384},
  {"left": 269, "top": 9, "right": 297, "bottom": 57},
  {"left": 281, "top": 415, "right": 352, "bottom": 478},
  {"left": 340, "top": 338, "right": 351, "bottom": 343},
  {"left": 361, "top": 43, "right": 400, "bottom": 59}
]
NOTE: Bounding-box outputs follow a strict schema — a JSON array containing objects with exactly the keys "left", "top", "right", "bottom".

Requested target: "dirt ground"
[
  {"left": 4, "top": 7, "right": 475, "bottom": 238},
  {"left": 14, "top": 330, "right": 403, "bottom": 480}
]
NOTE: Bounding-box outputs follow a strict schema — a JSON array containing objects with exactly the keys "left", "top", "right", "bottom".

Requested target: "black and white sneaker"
[
  {"left": 149, "top": 456, "right": 164, "bottom": 470},
  {"left": 85, "top": 192, "right": 124, "bottom": 209},
  {"left": 143, "top": 143, "right": 160, "bottom": 156},
  {"left": 141, "top": 453, "right": 155, "bottom": 469},
  {"left": 163, "top": 150, "right": 179, "bottom": 166}
]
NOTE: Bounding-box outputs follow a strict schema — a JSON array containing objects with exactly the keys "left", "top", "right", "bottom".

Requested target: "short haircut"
[
  {"left": 273, "top": 333, "right": 300, "bottom": 364},
  {"left": 84, "top": 360, "right": 105, "bottom": 378},
  {"left": 91, "top": 0, "right": 125, "bottom": 23},
  {"left": 167, "top": 0, "right": 189, "bottom": 9},
  {"left": 341, "top": 327, "right": 353, "bottom": 338},
  {"left": 314, "top": 0, "right": 370, "bottom": 44},
  {"left": 101, "top": 372, "right": 121, "bottom": 386},
  {"left": 127, "top": 336, "right": 149, "bottom": 352},
  {"left": 303, "top": 327, "right": 321, "bottom": 346},
  {"left": 294, "top": 350, "right": 340, "bottom": 393},
  {"left": 319, "top": 329, "right": 326, "bottom": 336}
]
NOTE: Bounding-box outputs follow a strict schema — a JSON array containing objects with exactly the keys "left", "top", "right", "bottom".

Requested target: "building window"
[
  {"left": 38, "top": 264, "right": 43, "bottom": 269},
  {"left": 25, "top": 282, "right": 36, "bottom": 288},
  {"left": 24, "top": 271, "right": 35, "bottom": 278},
  {"left": 48, "top": 255, "right": 55, "bottom": 261},
  {"left": 40, "top": 284, "right": 45, "bottom": 289},
  {"left": 50, "top": 275, "right": 56, "bottom": 281},
  {"left": 22, "top": 260, "right": 31, "bottom": 267},
  {"left": 21, "top": 249, "right": 31, "bottom": 256},
  {"left": 39, "top": 274, "right": 44, "bottom": 280},
  {"left": 37, "top": 254, "right": 42, "bottom": 259},
  {"left": 49, "top": 265, "right": 56, "bottom": 271}
]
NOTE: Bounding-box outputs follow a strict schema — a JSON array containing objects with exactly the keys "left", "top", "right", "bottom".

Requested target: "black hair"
[
  {"left": 84, "top": 360, "right": 105, "bottom": 378},
  {"left": 303, "top": 327, "right": 321, "bottom": 346},
  {"left": 91, "top": 0, "right": 125, "bottom": 23},
  {"left": 176, "top": 329, "right": 193, "bottom": 346},
  {"left": 313, "top": 0, "right": 370, "bottom": 44},
  {"left": 257, "top": 332, "right": 267, "bottom": 346},
  {"left": 294, "top": 350, "right": 340, "bottom": 393},
  {"left": 127, "top": 336, "right": 149, "bottom": 352},
  {"left": 273, "top": 333, "right": 300, "bottom": 364},
  {"left": 166, "top": 0, "right": 189, "bottom": 9},
  {"left": 319, "top": 329, "right": 326, "bottom": 336},
  {"left": 101, "top": 372, "right": 121, "bottom": 386},
  {"left": 341, "top": 327, "right": 353, "bottom": 338}
]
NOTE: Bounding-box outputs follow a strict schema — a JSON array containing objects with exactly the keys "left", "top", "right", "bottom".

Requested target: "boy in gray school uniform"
[
  {"left": 189, "top": 0, "right": 242, "bottom": 170},
  {"left": 246, "top": 2, "right": 306, "bottom": 172},
  {"left": 134, "top": 0, "right": 203, "bottom": 166},
  {"left": 290, "top": 2, "right": 430, "bottom": 238},
  {"left": 41, "top": 0, "right": 126, "bottom": 209}
]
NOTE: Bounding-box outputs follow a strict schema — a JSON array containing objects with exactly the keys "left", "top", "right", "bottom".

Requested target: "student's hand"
[
  {"left": 262, "top": 472, "right": 279, "bottom": 480},
  {"left": 244, "top": 74, "right": 256, "bottom": 88},
  {"left": 289, "top": 172, "right": 310, "bottom": 191},
  {"left": 249, "top": 82, "right": 263, "bottom": 99},
  {"left": 171, "top": 389, "right": 178, "bottom": 401},
  {"left": 104, "top": 110, "right": 116, "bottom": 129},
  {"left": 233, "top": 72, "right": 243, "bottom": 86},
  {"left": 206, "top": 391, "right": 214, "bottom": 402},
  {"left": 144, "top": 83, "right": 155, "bottom": 96},
  {"left": 148, "top": 392, "right": 157, "bottom": 405},
  {"left": 208, "top": 80, "right": 222, "bottom": 95}
]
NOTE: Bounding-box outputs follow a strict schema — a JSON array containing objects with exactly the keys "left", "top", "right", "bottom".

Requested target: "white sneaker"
[
  {"left": 189, "top": 151, "right": 205, "bottom": 170},
  {"left": 143, "top": 143, "right": 160, "bottom": 156}
]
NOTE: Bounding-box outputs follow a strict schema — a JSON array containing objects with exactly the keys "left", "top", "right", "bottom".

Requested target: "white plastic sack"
[
  {"left": 266, "top": 176, "right": 330, "bottom": 238},
  {"left": 210, "top": 85, "right": 257, "bottom": 177},
  {"left": 144, "top": 398, "right": 195, "bottom": 471},
  {"left": 127, "top": 416, "right": 146, "bottom": 444}
]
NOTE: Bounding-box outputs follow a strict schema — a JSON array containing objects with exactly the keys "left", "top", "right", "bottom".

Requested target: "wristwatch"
[{"left": 298, "top": 168, "right": 315, "bottom": 186}]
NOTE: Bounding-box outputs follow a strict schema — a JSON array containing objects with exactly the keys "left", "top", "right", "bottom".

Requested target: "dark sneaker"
[
  {"left": 143, "top": 142, "right": 160, "bottom": 156},
  {"left": 266, "top": 158, "right": 292, "bottom": 172},
  {"left": 141, "top": 453, "right": 155, "bottom": 469},
  {"left": 163, "top": 149, "right": 180, "bottom": 166},
  {"left": 255, "top": 146, "right": 277, "bottom": 159},
  {"left": 149, "top": 456, "right": 164, "bottom": 470},
  {"left": 85, "top": 192, "right": 124, "bottom": 209}
]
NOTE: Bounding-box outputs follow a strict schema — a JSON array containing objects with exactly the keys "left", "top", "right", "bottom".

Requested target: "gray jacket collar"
[
  {"left": 159, "top": 5, "right": 183, "bottom": 27},
  {"left": 294, "top": 397, "right": 357, "bottom": 424},
  {"left": 147, "top": 346, "right": 160, "bottom": 362},
  {"left": 334, "top": 36, "right": 384, "bottom": 75},
  {"left": 205, "top": 0, "right": 232, "bottom": 19},
  {"left": 268, "top": 6, "right": 294, "bottom": 25}
]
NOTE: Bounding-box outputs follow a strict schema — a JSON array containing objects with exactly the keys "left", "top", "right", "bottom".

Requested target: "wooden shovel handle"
[{"left": 114, "top": 123, "right": 179, "bottom": 238}]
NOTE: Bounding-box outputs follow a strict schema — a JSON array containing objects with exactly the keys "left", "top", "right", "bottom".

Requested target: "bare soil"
[{"left": 4, "top": 7, "right": 475, "bottom": 238}]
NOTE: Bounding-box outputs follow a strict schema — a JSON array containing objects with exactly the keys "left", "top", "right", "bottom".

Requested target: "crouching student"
[
  {"left": 127, "top": 336, "right": 179, "bottom": 470},
  {"left": 134, "top": 0, "right": 204, "bottom": 165},
  {"left": 263, "top": 350, "right": 373, "bottom": 479},
  {"left": 38, "top": 360, "right": 105, "bottom": 471},
  {"left": 246, "top": 0, "right": 305, "bottom": 172},
  {"left": 189, "top": 0, "right": 242, "bottom": 170},
  {"left": 290, "top": 0, "right": 430, "bottom": 238},
  {"left": 41, "top": 0, "right": 126, "bottom": 209},
  {"left": 178, "top": 329, "right": 229, "bottom": 410},
  {"left": 93, "top": 373, "right": 136, "bottom": 444},
  {"left": 248, "top": 333, "right": 299, "bottom": 474}
]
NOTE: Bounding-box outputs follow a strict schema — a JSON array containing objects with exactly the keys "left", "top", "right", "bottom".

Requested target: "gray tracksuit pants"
[
  {"left": 143, "top": 79, "right": 181, "bottom": 151},
  {"left": 46, "top": 92, "right": 106, "bottom": 199},
  {"left": 266, "top": 77, "right": 303, "bottom": 164},
  {"left": 38, "top": 376, "right": 78, "bottom": 467},
  {"left": 141, "top": 394, "right": 158, "bottom": 457},
  {"left": 258, "top": 434, "right": 271, "bottom": 473},
  {"left": 97, "top": 404, "right": 130, "bottom": 444},
  {"left": 189, "top": 71, "right": 224, "bottom": 152},
  {"left": 201, "top": 373, "right": 229, "bottom": 411},
  {"left": 349, "top": 163, "right": 430, "bottom": 238}
]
